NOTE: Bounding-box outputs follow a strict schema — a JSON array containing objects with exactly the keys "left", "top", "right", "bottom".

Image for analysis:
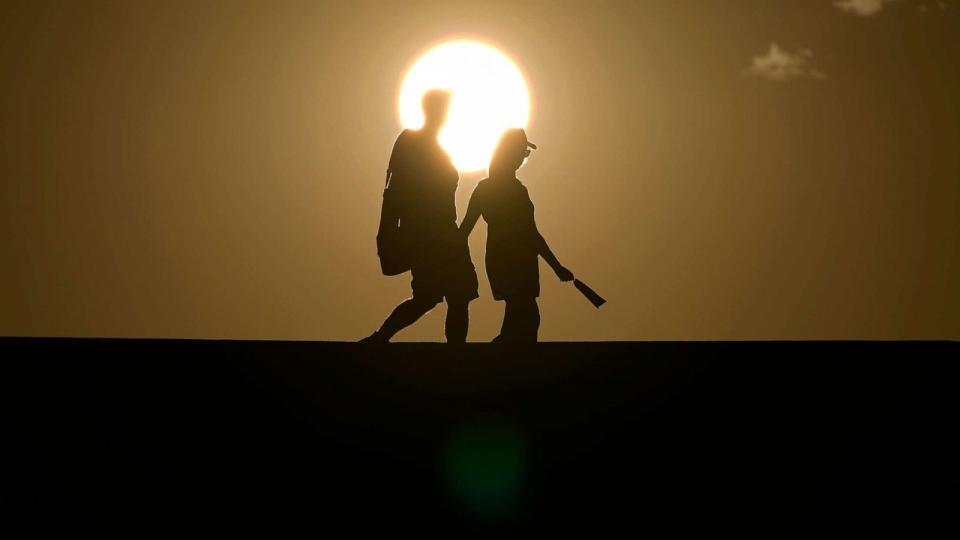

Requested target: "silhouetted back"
[{"left": 388, "top": 128, "right": 459, "bottom": 232}]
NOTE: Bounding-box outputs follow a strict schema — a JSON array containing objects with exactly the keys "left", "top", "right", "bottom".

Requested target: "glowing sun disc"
[{"left": 399, "top": 40, "right": 530, "bottom": 172}]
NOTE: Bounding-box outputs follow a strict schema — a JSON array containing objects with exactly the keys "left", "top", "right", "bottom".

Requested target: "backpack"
[{"left": 376, "top": 131, "right": 412, "bottom": 275}]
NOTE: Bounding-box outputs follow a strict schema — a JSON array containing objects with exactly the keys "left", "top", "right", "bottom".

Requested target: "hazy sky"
[{"left": 2, "top": 0, "right": 957, "bottom": 340}]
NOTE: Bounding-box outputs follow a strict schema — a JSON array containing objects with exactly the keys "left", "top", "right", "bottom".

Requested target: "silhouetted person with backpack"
[
  {"left": 459, "top": 128, "right": 573, "bottom": 342},
  {"left": 362, "top": 90, "right": 479, "bottom": 343}
]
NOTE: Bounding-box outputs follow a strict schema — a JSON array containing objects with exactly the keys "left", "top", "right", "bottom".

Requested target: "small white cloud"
[
  {"left": 745, "top": 43, "right": 826, "bottom": 82},
  {"left": 921, "top": 1, "right": 951, "bottom": 11},
  {"left": 834, "top": 0, "right": 896, "bottom": 16}
]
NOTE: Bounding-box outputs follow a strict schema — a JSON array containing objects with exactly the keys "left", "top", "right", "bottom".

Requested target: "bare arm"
[
  {"left": 535, "top": 221, "right": 574, "bottom": 282},
  {"left": 459, "top": 190, "right": 482, "bottom": 238}
]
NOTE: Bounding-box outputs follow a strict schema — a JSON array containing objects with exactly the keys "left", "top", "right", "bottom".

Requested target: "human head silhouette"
[
  {"left": 421, "top": 89, "right": 451, "bottom": 134},
  {"left": 489, "top": 128, "right": 537, "bottom": 176}
]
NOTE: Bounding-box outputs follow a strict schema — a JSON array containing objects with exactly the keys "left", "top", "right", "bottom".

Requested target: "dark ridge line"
[{"left": 1, "top": 336, "right": 956, "bottom": 345}]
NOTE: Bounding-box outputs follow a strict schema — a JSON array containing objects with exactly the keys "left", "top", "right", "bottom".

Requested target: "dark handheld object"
[{"left": 573, "top": 279, "right": 606, "bottom": 308}]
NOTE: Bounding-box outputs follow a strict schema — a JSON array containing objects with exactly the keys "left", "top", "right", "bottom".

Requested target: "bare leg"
[
  {"left": 445, "top": 300, "right": 469, "bottom": 343},
  {"left": 362, "top": 297, "right": 439, "bottom": 342},
  {"left": 493, "top": 300, "right": 513, "bottom": 342},
  {"left": 516, "top": 298, "right": 540, "bottom": 342},
  {"left": 496, "top": 297, "right": 539, "bottom": 343}
]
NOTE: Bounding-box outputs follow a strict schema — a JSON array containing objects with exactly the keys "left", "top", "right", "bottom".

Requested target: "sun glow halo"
[{"left": 399, "top": 40, "right": 530, "bottom": 172}]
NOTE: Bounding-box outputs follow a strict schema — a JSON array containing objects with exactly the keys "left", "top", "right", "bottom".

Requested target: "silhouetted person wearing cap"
[
  {"left": 362, "top": 90, "right": 479, "bottom": 343},
  {"left": 460, "top": 128, "right": 573, "bottom": 342}
]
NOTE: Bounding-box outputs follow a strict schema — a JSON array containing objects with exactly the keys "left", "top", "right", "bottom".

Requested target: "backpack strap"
[{"left": 385, "top": 129, "right": 411, "bottom": 190}]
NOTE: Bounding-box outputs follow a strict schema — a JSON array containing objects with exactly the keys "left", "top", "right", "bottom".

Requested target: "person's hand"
[{"left": 555, "top": 265, "right": 574, "bottom": 282}]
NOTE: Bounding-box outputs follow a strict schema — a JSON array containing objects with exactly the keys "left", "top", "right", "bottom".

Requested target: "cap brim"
[{"left": 526, "top": 141, "right": 537, "bottom": 150}]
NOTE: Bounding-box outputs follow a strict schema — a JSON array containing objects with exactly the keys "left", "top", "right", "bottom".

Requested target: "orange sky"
[{"left": 2, "top": 1, "right": 958, "bottom": 340}]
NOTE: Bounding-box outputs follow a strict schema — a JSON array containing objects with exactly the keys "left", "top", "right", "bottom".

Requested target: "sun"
[{"left": 399, "top": 40, "right": 531, "bottom": 172}]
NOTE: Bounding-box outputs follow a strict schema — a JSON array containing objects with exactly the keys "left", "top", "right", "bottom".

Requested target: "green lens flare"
[{"left": 444, "top": 420, "right": 526, "bottom": 521}]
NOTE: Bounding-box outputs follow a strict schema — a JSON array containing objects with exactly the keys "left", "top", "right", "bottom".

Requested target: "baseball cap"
[{"left": 499, "top": 127, "right": 537, "bottom": 152}]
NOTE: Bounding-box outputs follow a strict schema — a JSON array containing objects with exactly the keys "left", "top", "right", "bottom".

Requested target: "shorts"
[{"left": 410, "top": 236, "right": 479, "bottom": 304}]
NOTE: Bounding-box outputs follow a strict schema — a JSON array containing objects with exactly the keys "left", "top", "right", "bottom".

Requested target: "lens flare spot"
[{"left": 444, "top": 419, "right": 526, "bottom": 521}]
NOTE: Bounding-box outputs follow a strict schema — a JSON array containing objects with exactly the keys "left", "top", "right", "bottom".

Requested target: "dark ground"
[{"left": 2, "top": 339, "right": 958, "bottom": 536}]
